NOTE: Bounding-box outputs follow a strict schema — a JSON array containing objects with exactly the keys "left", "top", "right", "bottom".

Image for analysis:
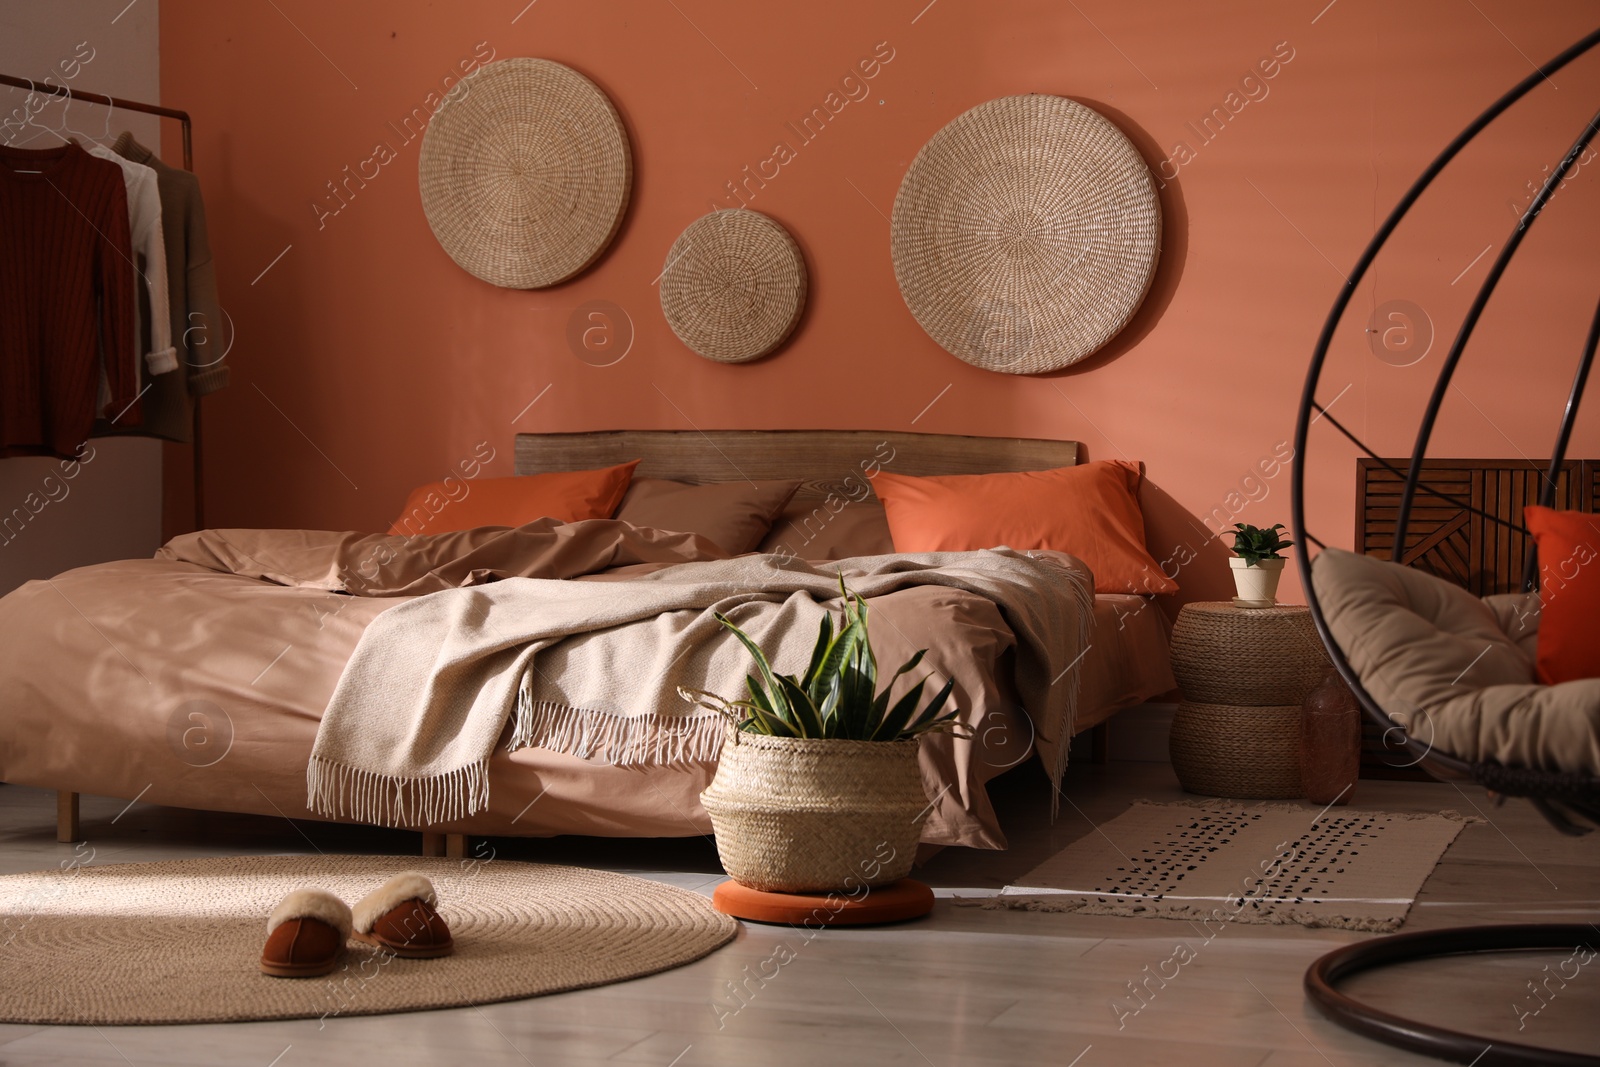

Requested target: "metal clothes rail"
[
  {"left": 0, "top": 72, "right": 192, "bottom": 169},
  {"left": 0, "top": 71, "right": 204, "bottom": 528}
]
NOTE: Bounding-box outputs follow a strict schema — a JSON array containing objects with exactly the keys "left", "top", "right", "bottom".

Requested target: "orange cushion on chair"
[
  {"left": 871, "top": 460, "right": 1177, "bottom": 594},
  {"left": 387, "top": 461, "right": 639, "bottom": 536},
  {"left": 1525, "top": 506, "right": 1600, "bottom": 684}
]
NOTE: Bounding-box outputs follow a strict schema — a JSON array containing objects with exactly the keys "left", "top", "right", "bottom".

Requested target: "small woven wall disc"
[
  {"left": 419, "top": 58, "right": 632, "bottom": 289},
  {"left": 891, "top": 95, "right": 1161, "bottom": 374},
  {"left": 659, "top": 209, "right": 807, "bottom": 363}
]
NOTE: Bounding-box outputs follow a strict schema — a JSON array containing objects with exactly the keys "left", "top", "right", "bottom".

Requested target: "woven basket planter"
[
  {"left": 1169, "top": 701, "right": 1303, "bottom": 799},
  {"left": 701, "top": 728, "right": 929, "bottom": 893}
]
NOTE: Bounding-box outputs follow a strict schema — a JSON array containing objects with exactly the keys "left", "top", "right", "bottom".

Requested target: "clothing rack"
[
  {"left": 0, "top": 72, "right": 204, "bottom": 528},
  {"left": 0, "top": 73, "right": 192, "bottom": 170}
]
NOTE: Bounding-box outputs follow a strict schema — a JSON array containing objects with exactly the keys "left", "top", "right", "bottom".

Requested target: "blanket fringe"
[
  {"left": 306, "top": 756, "right": 489, "bottom": 826},
  {"left": 1047, "top": 567, "right": 1096, "bottom": 822},
  {"left": 513, "top": 691, "right": 727, "bottom": 766}
]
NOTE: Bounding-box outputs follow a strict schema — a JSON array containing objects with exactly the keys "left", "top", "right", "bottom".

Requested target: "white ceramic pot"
[{"left": 1230, "top": 557, "right": 1286, "bottom": 605}]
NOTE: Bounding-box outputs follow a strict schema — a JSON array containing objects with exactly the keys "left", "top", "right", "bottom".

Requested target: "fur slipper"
[
  {"left": 351, "top": 872, "right": 454, "bottom": 959},
  {"left": 260, "top": 888, "right": 353, "bottom": 978}
]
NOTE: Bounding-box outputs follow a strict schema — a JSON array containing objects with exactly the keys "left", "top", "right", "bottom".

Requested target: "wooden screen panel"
[
  {"left": 1356, "top": 458, "right": 1594, "bottom": 595},
  {"left": 514, "top": 430, "right": 1080, "bottom": 502}
]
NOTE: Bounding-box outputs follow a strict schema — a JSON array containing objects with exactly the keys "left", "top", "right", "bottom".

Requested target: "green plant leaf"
[
  {"left": 734, "top": 699, "right": 797, "bottom": 736},
  {"left": 814, "top": 668, "right": 843, "bottom": 729},
  {"left": 872, "top": 677, "right": 928, "bottom": 741},
  {"left": 800, "top": 612, "right": 833, "bottom": 692},
  {"left": 839, "top": 664, "right": 878, "bottom": 738},
  {"left": 901, "top": 677, "right": 958, "bottom": 735},
  {"left": 1231, "top": 522, "right": 1294, "bottom": 562},
  {"left": 812, "top": 611, "right": 865, "bottom": 699},
  {"left": 706, "top": 580, "right": 973, "bottom": 743},
  {"left": 776, "top": 674, "right": 825, "bottom": 738},
  {"left": 716, "top": 611, "right": 789, "bottom": 719},
  {"left": 886, "top": 648, "right": 927, "bottom": 685},
  {"left": 870, "top": 686, "right": 893, "bottom": 731}
]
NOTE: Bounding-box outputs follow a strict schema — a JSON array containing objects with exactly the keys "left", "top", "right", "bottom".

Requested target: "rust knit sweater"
[{"left": 0, "top": 141, "right": 140, "bottom": 458}]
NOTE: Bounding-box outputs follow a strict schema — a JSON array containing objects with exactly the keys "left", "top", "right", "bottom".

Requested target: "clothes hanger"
[
  {"left": 54, "top": 83, "right": 104, "bottom": 147},
  {"left": 5, "top": 78, "right": 67, "bottom": 170},
  {"left": 95, "top": 90, "right": 116, "bottom": 144}
]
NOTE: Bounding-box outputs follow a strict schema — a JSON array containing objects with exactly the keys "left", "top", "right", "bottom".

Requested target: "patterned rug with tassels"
[{"left": 986, "top": 800, "right": 1473, "bottom": 932}]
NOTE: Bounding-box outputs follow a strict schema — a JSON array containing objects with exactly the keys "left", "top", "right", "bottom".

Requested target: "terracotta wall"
[{"left": 160, "top": 0, "right": 1600, "bottom": 605}]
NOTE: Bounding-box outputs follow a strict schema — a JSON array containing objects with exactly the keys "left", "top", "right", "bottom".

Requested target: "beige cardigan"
[{"left": 95, "top": 131, "right": 228, "bottom": 443}]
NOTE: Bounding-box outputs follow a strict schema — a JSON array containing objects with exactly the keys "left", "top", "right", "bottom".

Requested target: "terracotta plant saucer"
[{"left": 711, "top": 878, "right": 935, "bottom": 926}]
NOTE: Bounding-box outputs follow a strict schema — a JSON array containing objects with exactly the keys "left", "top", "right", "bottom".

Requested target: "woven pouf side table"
[{"left": 1167, "top": 602, "right": 1331, "bottom": 799}]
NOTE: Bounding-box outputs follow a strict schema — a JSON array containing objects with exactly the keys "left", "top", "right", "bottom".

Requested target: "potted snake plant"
[
  {"left": 1229, "top": 522, "right": 1295, "bottom": 606},
  {"left": 680, "top": 578, "right": 966, "bottom": 893}
]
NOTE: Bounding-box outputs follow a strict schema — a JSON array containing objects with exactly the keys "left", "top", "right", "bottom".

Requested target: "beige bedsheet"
[{"left": 0, "top": 537, "right": 1173, "bottom": 850}]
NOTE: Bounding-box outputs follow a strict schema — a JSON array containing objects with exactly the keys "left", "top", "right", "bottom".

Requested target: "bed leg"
[
  {"left": 421, "top": 832, "right": 468, "bottom": 858},
  {"left": 57, "top": 791, "right": 80, "bottom": 842},
  {"left": 1090, "top": 723, "right": 1110, "bottom": 765}
]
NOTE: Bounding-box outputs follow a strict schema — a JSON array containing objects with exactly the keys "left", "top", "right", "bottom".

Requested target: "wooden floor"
[{"left": 1, "top": 761, "right": 1595, "bottom": 1066}]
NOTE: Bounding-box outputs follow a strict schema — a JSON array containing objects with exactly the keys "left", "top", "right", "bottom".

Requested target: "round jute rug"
[{"left": 0, "top": 855, "right": 736, "bottom": 1025}]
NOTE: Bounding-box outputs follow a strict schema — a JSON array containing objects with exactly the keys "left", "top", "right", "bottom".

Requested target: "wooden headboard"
[{"left": 514, "top": 430, "right": 1080, "bottom": 502}]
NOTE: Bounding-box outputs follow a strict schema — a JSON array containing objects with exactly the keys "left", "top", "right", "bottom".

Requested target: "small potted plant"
[
  {"left": 680, "top": 578, "right": 967, "bottom": 894},
  {"left": 1229, "top": 522, "right": 1295, "bottom": 607}
]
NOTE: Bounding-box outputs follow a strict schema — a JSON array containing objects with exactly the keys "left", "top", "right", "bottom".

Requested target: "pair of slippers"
[{"left": 260, "top": 872, "right": 453, "bottom": 978}]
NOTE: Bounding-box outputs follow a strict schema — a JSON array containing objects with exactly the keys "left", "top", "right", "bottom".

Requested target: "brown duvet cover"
[{"left": 0, "top": 520, "right": 1169, "bottom": 849}]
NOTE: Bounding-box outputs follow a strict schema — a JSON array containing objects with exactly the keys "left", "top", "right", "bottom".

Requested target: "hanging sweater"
[
  {"left": 86, "top": 143, "right": 178, "bottom": 376},
  {"left": 0, "top": 142, "right": 141, "bottom": 458},
  {"left": 99, "top": 131, "right": 228, "bottom": 444}
]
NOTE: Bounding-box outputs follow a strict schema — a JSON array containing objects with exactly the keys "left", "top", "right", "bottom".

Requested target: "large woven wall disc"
[
  {"left": 891, "top": 95, "right": 1161, "bottom": 374},
  {"left": 659, "top": 210, "right": 807, "bottom": 363},
  {"left": 419, "top": 58, "right": 632, "bottom": 289}
]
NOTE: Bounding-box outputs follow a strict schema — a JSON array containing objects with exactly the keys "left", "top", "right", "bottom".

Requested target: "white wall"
[{"left": 0, "top": 0, "right": 164, "bottom": 594}]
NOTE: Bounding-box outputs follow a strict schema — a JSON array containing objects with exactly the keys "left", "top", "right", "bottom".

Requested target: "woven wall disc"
[
  {"left": 419, "top": 58, "right": 632, "bottom": 289},
  {"left": 659, "top": 209, "right": 807, "bottom": 363},
  {"left": 891, "top": 95, "right": 1161, "bottom": 374}
]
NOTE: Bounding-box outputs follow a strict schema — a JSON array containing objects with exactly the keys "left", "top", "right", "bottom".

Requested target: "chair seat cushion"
[{"left": 1312, "top": 547, "right": 1600, "bottom": 774}]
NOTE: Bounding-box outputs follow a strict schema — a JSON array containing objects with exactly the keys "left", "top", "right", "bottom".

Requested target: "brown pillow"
[
  {"left": 615, "top": 478, "right": 801, "bottom": 554},
  {"left": 758, "top": 497, "right": 896, "bottom": 560}
]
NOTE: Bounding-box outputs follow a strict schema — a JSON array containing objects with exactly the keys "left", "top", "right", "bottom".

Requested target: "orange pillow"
[
  {"left": 871, "top": 460, "right": 1177, "bottom": 594},
  {"left": 1525, "top": 506, "right": 1600, "bottom": 684},
  {"left": 387, "top": 461, "right": 639, "bottom": 536}
]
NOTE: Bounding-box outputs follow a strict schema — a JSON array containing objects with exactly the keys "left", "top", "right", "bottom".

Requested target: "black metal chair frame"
[{"left": 1289, "top": 25, "right": 1600, "bottom": 1067}]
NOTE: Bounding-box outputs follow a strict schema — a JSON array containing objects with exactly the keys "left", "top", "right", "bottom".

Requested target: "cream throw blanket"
[{"left": 308, "top": 549, "right": 1093, "bottom": 827}]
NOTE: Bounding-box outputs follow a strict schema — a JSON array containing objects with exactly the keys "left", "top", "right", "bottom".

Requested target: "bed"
[{"left": 0, "top": 430, "right": 1174, "bottom": 852}]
